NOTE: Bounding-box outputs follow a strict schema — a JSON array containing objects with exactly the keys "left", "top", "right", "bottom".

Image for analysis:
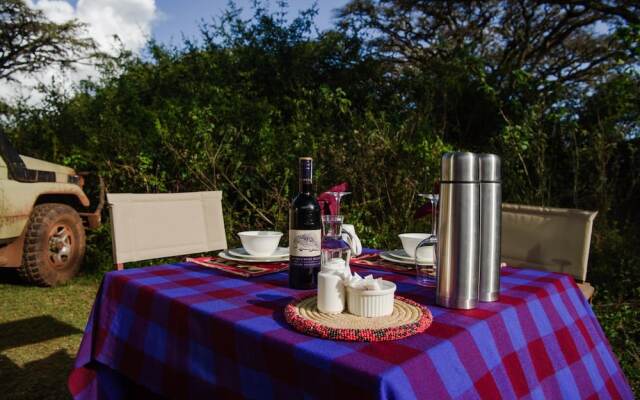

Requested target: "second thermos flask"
[
  {"left": 437, "top": 152, "right": 481, "bottom": 309},
  {"left": 436, "top": 152, "right": 501, "bottom": 309},
  {"left": 479, "top": 154, "right": 501, "bottom": 302}
]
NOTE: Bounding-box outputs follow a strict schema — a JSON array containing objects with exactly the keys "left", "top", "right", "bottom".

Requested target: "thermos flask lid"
[
  {"left": 479, "top": 154, "right": 501, "bottom": 183},
  {"left": 441, "top": 152, "right": 479, "bottom": 182}
]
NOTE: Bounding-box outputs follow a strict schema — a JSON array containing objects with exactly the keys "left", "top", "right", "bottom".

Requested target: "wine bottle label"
[{"left": 289, "top": 229, "right": 321, "bottom": 258}]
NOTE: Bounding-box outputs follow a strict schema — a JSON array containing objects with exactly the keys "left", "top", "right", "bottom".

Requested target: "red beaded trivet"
[{"left": 284, "top": 294, "right": 433, "bottom": 341}]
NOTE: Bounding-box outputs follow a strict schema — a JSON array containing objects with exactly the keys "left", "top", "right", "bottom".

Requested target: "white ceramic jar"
[
  {"left": 347, "top": 280, "right": 396, "bottom": 317},
  {"left": 317, "top": 258, "right": 346, "bottom": 314}
]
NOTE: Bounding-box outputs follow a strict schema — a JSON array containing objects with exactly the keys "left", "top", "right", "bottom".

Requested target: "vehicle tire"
[{"left": 18, "top": 204, "right": 86, "bottom": 286}]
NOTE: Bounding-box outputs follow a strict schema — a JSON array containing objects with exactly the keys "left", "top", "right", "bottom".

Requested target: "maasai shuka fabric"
[{"left": 69, "top": 258, "right": 633, "bottom": 399}]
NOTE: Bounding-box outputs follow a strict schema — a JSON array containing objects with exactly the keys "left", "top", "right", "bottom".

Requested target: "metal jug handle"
[{"left": 341, "top": 224, "right": 362, "bottom": 256}]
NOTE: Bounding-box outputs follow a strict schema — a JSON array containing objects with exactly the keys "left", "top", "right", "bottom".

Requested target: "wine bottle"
[{"left": 289, "top": 157, "right": 322, "bottom": 289}]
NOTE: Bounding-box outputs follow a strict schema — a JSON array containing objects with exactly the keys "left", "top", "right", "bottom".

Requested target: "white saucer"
[
  {"left": 389, "top": 249, "right": 414, "bottom": 261},
  {"left": 218, "top": 249, "right": 288, "bottom": 263},
  {"left": 379, "top": 251, "right": 434, "bottom": 266},
  {"left": 389, "top": 249, "right": 435, "bottom": 264},
  {"left": 228, "top": 247, "right": 289, "bottom": 259}
]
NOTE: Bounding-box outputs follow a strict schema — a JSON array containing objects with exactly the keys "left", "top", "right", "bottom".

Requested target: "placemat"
[
  {"left": 350, "top": 253, "right": 435, "bottom": 277},
  {"left": 285, "top": 294, "right": 432, "bottom": 341},
  {"left": 186, "top": 256, "right": 288, "bottom": 278}
]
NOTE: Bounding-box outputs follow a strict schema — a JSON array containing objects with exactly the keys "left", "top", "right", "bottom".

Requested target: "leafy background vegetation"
[{"left": 1, "top": 0, "right": 638, "bottom": 393}]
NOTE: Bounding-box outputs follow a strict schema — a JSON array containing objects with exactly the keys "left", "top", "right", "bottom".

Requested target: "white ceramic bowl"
[
  {"left": 398, "top": 233, "right": 434, "bottom": 262},
  {"left": 347, "top": 280, "right": 396, "bottom": 318},
  {"left": 237, "top": 231, "right": 283, "bottom": 257}
]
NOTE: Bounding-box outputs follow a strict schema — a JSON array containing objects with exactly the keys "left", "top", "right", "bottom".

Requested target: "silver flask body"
[
  {"left": 478, "top": 153, "right": 501, "bottom": 302},
  {"left": 437, "top": 152, "right": 481, "bottom": 309}
]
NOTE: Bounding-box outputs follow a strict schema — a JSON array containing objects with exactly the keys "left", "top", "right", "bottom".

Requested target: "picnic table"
[{"left": 68, "top": 256, "right": 633, "bottom": 399}]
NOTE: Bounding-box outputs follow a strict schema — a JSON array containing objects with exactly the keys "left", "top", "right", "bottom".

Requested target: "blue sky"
[{"left": 153, "top": 1, "right": 349, "bottom": 45}]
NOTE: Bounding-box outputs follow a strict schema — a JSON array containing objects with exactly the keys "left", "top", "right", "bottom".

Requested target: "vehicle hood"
[{"left": 20, "top": 155, "right": 76, "bottom": 176}]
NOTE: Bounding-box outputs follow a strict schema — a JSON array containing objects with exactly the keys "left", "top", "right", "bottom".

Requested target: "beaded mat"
[{"left": 284, "top": 295, "right": 433, "bottom": 341}]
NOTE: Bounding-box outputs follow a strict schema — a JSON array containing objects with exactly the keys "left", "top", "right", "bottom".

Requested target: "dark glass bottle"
[{"left": 288, "top": 157, "right": 322, "bottom": 289}]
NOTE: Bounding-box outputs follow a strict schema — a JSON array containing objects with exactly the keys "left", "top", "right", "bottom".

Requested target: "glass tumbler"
[
  {"left": 321, "top": 215, "right": 352, "bottom": 270},
  {"left": 415, "top": 235, "right": 437, "bottom": 286}
]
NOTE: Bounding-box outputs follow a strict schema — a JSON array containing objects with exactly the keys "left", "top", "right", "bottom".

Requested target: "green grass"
[
  {"left": 1, "top": 267, "right": 638, "bottom": 399},
  {"left": 0, "top": 270, "right": 101, "bottom": 400}
]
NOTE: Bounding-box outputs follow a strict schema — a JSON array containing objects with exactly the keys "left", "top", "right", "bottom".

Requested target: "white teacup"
[
  {"left": 398, "top": 233, "right": 434, "bottom": 262},
  {"left": 238, "top": 231, "right": 283, "bottom": 256}
]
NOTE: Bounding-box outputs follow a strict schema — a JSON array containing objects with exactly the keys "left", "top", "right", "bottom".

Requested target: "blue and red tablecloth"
[{"left": 68, "top": 261, "right": 633, "bottom": 399}]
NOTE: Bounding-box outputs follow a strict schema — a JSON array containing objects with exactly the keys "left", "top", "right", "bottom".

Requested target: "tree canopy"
[
  {"left": 0, "top": 0, "right": 97, "bottom": 82},
  {"left": 338, "top": 0, "right": 639, "bottom": 89}
]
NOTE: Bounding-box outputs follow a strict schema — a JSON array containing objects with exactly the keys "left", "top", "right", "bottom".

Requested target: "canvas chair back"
[
  {"left": 501, "top": 203, "right": 597, "bottom": 282},
  {"left": 108, "top": 191, "right": 227, "bottom": 269}
]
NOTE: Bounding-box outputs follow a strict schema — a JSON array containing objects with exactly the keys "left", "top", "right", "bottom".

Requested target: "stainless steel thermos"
[
  {"left": 479, "top": 154, "right": 501, "bottom": 302},
  {"left": 437, "top": 152, "right": 481, "bottom": 309},
  {"left": 436, "top": 152, "right": 501, "bottom": 309}
]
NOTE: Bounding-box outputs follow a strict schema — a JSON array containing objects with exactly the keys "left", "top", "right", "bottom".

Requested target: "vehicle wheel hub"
[{"left": 48, "top": 225, "right": 72, "bottom": 268}]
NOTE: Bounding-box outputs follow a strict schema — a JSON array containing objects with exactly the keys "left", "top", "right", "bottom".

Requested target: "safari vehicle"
[{"left": 0, "top": 133, "right": 104, "bottom": 286}]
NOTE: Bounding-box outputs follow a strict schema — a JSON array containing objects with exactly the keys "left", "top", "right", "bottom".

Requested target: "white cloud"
[
  {"left": 76, "top": 0, "right": 156, "bottom": 53},
  {"left": 31, "top": 0, "right": 74, "bottom": 23},
  {"left": 0, "top": 0, "right": 157, "bottom": 105}
]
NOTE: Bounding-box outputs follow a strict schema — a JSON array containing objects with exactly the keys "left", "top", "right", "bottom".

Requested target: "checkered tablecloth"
[{"left": 68, "top": 261, "right": 633, "bottom": 399}]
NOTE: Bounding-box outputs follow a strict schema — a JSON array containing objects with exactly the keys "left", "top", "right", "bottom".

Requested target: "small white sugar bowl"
[{"left": 347, "top": 280, "right": 396, "bottom": 318}]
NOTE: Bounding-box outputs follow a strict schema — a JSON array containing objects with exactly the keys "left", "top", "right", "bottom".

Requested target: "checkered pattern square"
[{"left": 69, "top": 261, "right": 633, "bottom": 399}]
